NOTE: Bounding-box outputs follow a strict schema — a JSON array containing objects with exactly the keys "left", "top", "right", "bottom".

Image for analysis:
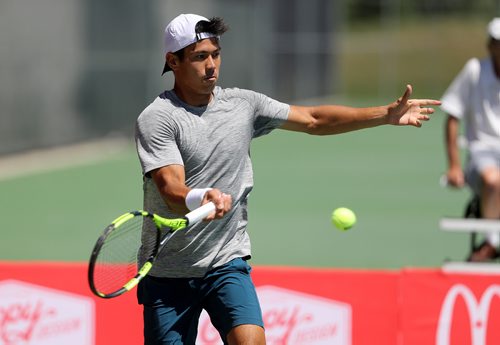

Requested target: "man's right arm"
[
  {"left": 150, "top": 164, "right": 232, "bottom": 219},
  {"left": 151, "top": 164, "right": 190, "bottom": 214}
]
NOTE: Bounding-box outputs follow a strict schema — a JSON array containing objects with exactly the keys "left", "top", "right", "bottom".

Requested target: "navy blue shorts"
[{"left": 137, "top": 257, "right": 263, "bottom": 345}]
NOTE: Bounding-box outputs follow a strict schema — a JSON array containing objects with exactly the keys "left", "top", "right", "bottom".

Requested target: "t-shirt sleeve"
[
  {"left": 440, "top": 58, "right": 479, "bottom": 119},
  {"left": 135, "top": 105, "right": 183, "bottom": 176},
  {"left": 248, "top": 90, "right": 290, "bottom": 138}
]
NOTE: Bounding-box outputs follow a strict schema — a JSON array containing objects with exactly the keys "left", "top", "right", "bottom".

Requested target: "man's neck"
[{"left": 173, "top": 84, "right": 213, "bottom": 107}]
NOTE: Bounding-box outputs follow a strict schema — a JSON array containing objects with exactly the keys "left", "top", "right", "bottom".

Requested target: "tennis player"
[
  {"left": 442, "top": 18, "right": 500, "bottom": 262},
  {"left": 135, "top": 13, "right": 440, "bottom": 345}
]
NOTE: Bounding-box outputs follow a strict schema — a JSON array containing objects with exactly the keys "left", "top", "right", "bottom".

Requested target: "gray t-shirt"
[{"left": 135, "top": 86, "right": 290, "bottom": 277}]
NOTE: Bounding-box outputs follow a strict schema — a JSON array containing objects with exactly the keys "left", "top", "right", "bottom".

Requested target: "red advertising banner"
[
  {"left": 0, "top": 261, "right": 499, "bottom": 345},
  {"left": 250, "top": 266, "right": 399, "bottom": 345},
  {"left": 0, "top": 261, "right": 142, "bottom": 345},
  {"left": 400, "top": 268, "right": 500, "bottom": 345},
  {"left": 197, "top": 267, "right": 399, "bottom": 345}
]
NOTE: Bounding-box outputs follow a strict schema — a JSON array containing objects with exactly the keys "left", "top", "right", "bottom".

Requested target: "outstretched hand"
[{"left": 387, "top": 85, "right": 441, "bottom": 127}]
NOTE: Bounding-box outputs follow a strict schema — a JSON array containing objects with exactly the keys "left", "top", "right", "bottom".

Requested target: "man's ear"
[{"left": 166, "top": 52, "right": 179, "bottom": 71}]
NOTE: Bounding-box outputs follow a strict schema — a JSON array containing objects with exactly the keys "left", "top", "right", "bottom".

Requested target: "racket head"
[
  {"left": 87, "top": 204, "right": 212, "bottom": 299},
  {"left": 88, "top": 211, "right": 159, "bottom": 298}
]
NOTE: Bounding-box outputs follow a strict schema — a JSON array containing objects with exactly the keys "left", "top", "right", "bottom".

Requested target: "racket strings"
[{"left": 93, "top": 215, "right": 153, "bottom": 295}]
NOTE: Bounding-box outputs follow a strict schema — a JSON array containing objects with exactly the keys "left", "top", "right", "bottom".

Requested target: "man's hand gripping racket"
[{"left": 88, "top": 202, "right": 216, "bottom": 298}]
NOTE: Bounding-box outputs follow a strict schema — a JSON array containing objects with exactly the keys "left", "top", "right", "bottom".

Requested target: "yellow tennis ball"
[{"left": 332, "top": 207, "right": 356, "bottom": 231}]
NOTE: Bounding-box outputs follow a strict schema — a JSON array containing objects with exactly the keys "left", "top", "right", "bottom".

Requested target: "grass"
[
  {"left": 339, "top": 17, "right": 491, "bottom": 99},
  {"left": 0, "top": 111, "right": 473, "bottom": 269},
  {"left": 248, "top": 114, "right": 470, "bottom": 269},
  {"left": 0, "top": 150, "right": 142, "bottom": 261},
  {"left": 1, "top": 17, "right": 485, "bottom": 268}
]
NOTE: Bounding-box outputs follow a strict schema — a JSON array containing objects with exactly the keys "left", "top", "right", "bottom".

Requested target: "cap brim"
[{"left": 162, "top": 60, "right": 171, "bottom": 75}]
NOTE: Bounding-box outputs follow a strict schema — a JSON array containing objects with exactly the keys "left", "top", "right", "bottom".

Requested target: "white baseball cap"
[
  {"left": 487, "top": 17, "right": 500, "bottom": 40},
  {"left": 162, "top": 14, "right": 218, "bottom": 74}
]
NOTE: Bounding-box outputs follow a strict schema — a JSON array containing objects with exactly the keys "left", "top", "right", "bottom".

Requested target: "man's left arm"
[{"left": 280, "top": 85, "right": 440, "bottom": 135}]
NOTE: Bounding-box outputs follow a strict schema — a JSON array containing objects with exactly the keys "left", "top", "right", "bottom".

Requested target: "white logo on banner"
[
  {"left": 197, "top": 285, "right": 351, "bottom": 345},
  {"left": 436, "top": 284, "right": 500, "bottom": 345},
  {"left": 0, "top": 280, "right": 94, "bottom": 345}
]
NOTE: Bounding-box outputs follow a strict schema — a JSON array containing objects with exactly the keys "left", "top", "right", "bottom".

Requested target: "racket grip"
[{"left": 185, "top": 202, "right": 216, "bottom": 225}]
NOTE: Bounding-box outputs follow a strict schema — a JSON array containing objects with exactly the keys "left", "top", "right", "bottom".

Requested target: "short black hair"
[
  {"left": 195, "top": 17, "right": 229, "bottom": 38},
  {"left": 162, "top": 17, "right": 229, "bottom": 74}
]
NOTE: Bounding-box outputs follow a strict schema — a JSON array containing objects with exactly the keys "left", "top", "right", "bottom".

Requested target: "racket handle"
[{"left": 185, "top": 202, "right": 216, "bottom": 225}]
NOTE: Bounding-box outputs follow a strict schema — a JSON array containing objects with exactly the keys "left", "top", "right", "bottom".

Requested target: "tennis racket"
[{"left": 88, "top": 202, "right": 215, "bottom": 298}]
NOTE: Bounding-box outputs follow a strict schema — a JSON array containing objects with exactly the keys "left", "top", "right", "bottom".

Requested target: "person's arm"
[
  {"left": 150, "top": 164, "right": 232, "bottom": 219},
  {"left": 280, "top": 85, "right": 440, "bottom": 135},
  {"left": 444, "top": 115, "right": 465, "bottom": 188}
]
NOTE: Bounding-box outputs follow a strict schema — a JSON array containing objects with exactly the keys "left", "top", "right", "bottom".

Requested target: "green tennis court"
[{"left": 0, "top": 110, "right": 471, "bottom": 269}]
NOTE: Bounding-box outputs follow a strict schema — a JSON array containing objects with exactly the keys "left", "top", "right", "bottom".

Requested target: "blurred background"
[{"left": 1, "top": 0, "right": 499, "bottom": 268}]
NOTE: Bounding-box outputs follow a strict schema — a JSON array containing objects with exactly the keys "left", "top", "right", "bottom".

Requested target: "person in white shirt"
[{"left": 442, "top": 18, "right": 500, "bottom": 262}]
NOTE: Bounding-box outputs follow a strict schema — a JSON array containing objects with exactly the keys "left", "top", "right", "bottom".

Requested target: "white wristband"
[{"left": 185, "top": 188, "right": 212, "bottom": 211}]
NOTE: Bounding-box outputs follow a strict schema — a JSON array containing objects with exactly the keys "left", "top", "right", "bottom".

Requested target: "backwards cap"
[{"left": 162, "top": 14, "right": 218, "bottom": 74}]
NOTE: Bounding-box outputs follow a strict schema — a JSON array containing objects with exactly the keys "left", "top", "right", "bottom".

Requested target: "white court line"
[
  {"left": 440, "top": 218, "right": 500, "bottom": 233},
  {"left": 442, "top": 261, "right": 500, "bottom": 275},
  {"left": 0, "top": 137, "right": 131, "bottom": 181}
]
